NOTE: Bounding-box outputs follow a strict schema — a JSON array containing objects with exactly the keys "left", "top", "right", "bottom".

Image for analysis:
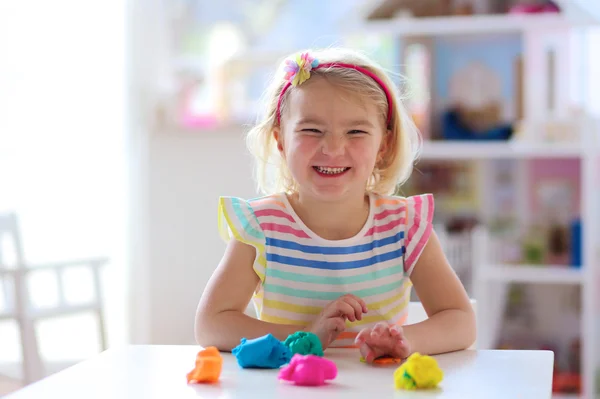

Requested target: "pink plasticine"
[{"left": 278, "top": 354, "right": 337, "bottom": 386}]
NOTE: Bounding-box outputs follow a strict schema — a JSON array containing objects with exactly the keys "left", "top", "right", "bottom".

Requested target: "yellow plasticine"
[{"left": 393, "top": 352, "right": 443, "bottom": 390}]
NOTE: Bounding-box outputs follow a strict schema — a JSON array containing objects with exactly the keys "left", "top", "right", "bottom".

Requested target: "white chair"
[
  {"left": 407, "top": 300, "right": 477, "bottom": 349},
  {"left": 0, "top": 212, "right": 108, "bottom": 384}
]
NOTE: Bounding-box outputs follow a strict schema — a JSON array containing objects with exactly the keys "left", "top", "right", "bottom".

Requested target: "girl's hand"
[
  {"left": 305, "top": 294, "right": 368, "bottom": 349},
  {"left": 354, "top": 322, "right": 411, "bottom": 363}
]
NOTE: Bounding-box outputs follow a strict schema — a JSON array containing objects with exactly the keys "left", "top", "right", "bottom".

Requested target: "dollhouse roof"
[
  {"left": 359, "top": 0, "right": 600, "bottom": 22},
  {"left": 362, "top": 0, "right": 451, "bottom": 20}
]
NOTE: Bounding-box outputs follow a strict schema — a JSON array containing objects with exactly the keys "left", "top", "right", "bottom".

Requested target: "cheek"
[
  {"left": 285, "top": 136, "right": 319, "bottom": 159},
  {"left": 348, "top": 139, "right": 379, "bottom": 164}
]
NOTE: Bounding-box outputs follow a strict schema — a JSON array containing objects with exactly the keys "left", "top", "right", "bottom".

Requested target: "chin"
[
  {"left": 308, "top": 183, "right": 364, "bottom": 203},
  {"left": 312, "top": 189, "right": 348, "bottom": 203}
]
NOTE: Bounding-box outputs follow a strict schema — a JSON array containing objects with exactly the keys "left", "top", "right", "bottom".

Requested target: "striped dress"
[{"left": 217, "top": 192, "right": 434, "bottom": 347}]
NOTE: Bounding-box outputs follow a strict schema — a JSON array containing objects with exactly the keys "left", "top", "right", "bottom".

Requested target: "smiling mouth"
[{"left": 313, "top": 166, "right": 351, "bottom": 175}]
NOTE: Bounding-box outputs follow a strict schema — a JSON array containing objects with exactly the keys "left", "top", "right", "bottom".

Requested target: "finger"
[
  {"left": 389, "top": 324, "right": 402, "bottom": 337},
  {"left": 371, "top": 322, "right": 390, "bottom": 338},
  {"left": 354, "top": 328, "right": 371, "bottom": 344},
  {"left": 343, "top": 294, "right": 368, "bottom": 313},
  {"left": 360, "top": 342, "right": 386, "bottom": 364},
  {"left": 336, "top": 301, "right": 359, "bottom": 322},
  {"left": 359, "top": 342, "right": 376, "bottom": 364},
  {"left": 390, "top": 339, "right": 411, "bottom": 359},
  {"left": 387, "top": 329, "right": 411, "bottom": 359},
  {"left": 390, "top": 326, "right": 404, "bottom": 350},
  {"left": 341, "top": 296, "right": 365, "bottom": 321},
  {"left": 391, "top": 325, "right": 408, "bottom": 347},
  {"left": 324, "top": 300, "right": 357, "bottom": 321}
]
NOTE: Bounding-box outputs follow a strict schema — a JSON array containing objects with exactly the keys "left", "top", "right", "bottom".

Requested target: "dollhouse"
[{"left": 351, "top": 0, "right": 599, "bottom": 397}]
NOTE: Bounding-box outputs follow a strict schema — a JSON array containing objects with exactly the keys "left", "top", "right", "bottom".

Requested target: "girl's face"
[{"left": 275, "top": 76, "right": 388, "bottom": 203}]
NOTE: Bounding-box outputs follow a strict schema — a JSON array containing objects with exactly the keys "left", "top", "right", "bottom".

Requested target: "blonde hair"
[{"left": 246, "top": 47, "right": 422, "bottom": 196}]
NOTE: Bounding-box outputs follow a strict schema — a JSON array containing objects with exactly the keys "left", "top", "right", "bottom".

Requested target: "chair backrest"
[
  {"left": 0, "top": 212, "right": 26, "bottom": 316},
  {"left": 0, "top": 211, "right": 25, "bottom": 269}
]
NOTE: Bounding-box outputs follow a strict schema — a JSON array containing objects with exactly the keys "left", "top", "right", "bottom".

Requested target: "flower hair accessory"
[
  {"left": 284, "top": 52, "right": 319, "bottom": 86},
  {"left": 276, "top": 51, "right": 393, "bottom": 127}
]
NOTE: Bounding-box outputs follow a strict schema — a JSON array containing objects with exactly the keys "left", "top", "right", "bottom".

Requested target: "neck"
[{"left": 288, "top": 191, "right": 371, "bottom": 240}]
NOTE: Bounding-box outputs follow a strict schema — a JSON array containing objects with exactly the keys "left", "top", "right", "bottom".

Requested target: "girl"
[{"left": 195, "top": 48, "right": 475, "bottom": 363}]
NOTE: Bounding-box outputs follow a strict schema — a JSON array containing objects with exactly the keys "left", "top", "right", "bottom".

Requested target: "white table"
[{"left": 6, "top": 345, "right": 554, "bottom": 398}]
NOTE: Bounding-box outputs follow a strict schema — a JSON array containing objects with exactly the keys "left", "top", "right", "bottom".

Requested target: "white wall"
[
  {"left": 146, "top": 132, "right": 257, "bottom": 344},
  {"left": 127, "top": 0, "right": 261, "bottom": 345}
]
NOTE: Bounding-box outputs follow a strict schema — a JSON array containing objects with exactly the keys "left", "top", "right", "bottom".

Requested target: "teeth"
[{"left": 316, "top": 166, "right": 348, "bottom": 174}]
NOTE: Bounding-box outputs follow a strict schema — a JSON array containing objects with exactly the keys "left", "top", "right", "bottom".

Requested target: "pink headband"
[{"left": 275, "top": 52, "right": 393, "bottom": 127}]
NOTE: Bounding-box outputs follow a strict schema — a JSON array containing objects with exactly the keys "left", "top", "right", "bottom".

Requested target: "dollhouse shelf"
[
  {"left": 481, "top": 264, "right": 584, "bottom": 284},
  {"left": 351, "top": 13, "right": 596, "bottom": 37},
  {"left": 420, "top": 141, "right": 584, "bottom": 160}
]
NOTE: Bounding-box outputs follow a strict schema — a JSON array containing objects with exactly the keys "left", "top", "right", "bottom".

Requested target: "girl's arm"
[
  {"left": 195, "top": 239, "right": 299, "bottom": 351},
  {"left": 403, "top": 230, "right": 476, "bottom": 355}
]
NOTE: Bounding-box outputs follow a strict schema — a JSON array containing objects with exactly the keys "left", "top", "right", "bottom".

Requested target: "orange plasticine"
[{"left": 187, "top": 346, "right": 223, "bottom": 383}]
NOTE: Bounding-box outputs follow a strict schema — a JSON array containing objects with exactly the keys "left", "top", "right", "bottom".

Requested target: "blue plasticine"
[{"left": 232, "top": 334, "right": 292, "bottom": 369}]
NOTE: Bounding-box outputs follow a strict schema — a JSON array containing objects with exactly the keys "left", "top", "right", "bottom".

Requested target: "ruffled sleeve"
[
  {"left": 404, "top": 194, "right": 435, "bottom": 275},
  {"left": 218, "top": 196, "right": 267, "bottom": 283}
]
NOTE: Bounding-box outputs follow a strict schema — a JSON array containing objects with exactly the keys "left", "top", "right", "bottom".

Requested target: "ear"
[
  {"left": 273, "top": 126, "right": 284, "bottom": 153},
  {"left": 377, "top": 129, "right": 391, "bottom": 164}
]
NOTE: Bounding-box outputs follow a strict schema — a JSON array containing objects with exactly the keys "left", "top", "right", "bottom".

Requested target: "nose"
[{"left": 321, "top": 133, "right": 345, "bottom": 157}]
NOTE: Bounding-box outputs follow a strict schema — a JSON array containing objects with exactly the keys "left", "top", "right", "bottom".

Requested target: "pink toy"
[{"left": 278, "top": 354, "right": 337, "bottom": 386}]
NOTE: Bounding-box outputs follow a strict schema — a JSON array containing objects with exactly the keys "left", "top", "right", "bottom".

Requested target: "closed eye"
[
  {"left": 348, "top": 130, "right": 368, "bottom": 134},
  {"left": 301, "top": 128, "right": 322, "bottom": 133}
]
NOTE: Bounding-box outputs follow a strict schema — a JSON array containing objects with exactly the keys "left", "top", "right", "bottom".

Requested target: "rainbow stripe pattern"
[{"left": 217, "top": 192, "right": 434, "bottom": 348}]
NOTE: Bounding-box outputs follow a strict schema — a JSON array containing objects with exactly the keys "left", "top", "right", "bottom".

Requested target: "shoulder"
[
  {"left": 218, "top": 192, "right": 294, "bottom": 239},
  {"left": 218, "top": 193, "right": 285, "bottom": 215},
  {"left": 404, "top": 193, "right": 434, "bottom": 220},
  {"left": 217, "top": 195, "right": 267, "bottom": 245},
  {"left": 370, "top": 192, "right": 434, "bottom": 217},
  {"left": 217, "top": 195, "right": 276, "bottom": 283},
  {"left": 247, "top": 193, "right": 288, "bottom": 213},
  {"left": 370, "top": 192, "right": 435, "bottom": 274},
  {"left": 377, "top": 193, "right": 434, "bottom": 274}
]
